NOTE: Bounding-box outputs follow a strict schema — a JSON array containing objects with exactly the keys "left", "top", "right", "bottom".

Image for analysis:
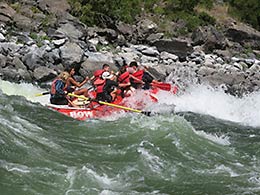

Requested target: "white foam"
[
  {"left": 0, "top": 79, "right": 49, "bottom": 105},
  {"left": 156, "top": 84, "right": 260, "bottom": 127},
  {"left": 195, "top": 131, "right": 231, "bottom": 146}
]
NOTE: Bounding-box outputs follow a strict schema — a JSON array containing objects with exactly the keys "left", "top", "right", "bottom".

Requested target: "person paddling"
[
  {"left": 65, "top": 66, "right": 89, "bottom": 97},
  {"left": 95, "top": 71, "right": 121, "bottom": 103},
  {"left": 128, "top": 61, "right": 164, "bottom": 90},
  {"left": 90, "top": 64, "right": 111, "bottom": 82},
  {"left": 117, "top": 65, "right": 134, "bottom": 97},
  {"left": 50, "top": 71, "right": 70, "bottom": 105}
]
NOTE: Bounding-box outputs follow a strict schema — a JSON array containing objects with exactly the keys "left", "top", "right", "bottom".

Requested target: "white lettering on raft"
[{"left": 70, "top": 111, "right": 94, "bottom": 119}]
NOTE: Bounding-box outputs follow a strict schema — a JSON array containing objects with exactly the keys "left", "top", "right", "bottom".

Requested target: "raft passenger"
[
  {"left": 65, "top": 66, "right": 89, "bottom": 97},
  {"left": 50, "top": 72, "right": 70, "bottom": 105}
]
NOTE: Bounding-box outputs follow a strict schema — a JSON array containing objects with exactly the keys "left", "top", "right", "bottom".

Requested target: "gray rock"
[
  {"left": 33, "top": 66, "right": 57, "bottom": 82},
  {"left": 141, "top": 47, "right": 159, "bottom": 57},
  {"left": 116, "top": 22, "right": 134, "bottom": 36},
  {"left": 226, "top": 24, "right": 260, "bottom": 50},
  {"left": 12, "top": 56, "right": 27, "bottom": 70},
  {"left": 81, "top": 51, "right": 115, "bottom": 74},
  {"left": 137, "top": 19, "right": 158, "bottom": 35},
  {"left": 245, "top": 59, "right": 255, "bottom": 66},
  {"left": 38, "top": 0, "right": 70, "bottom": 15},
  {"left": 141, "top": 55, "right": 159, "bottom": 65},
  {"left": 0, "top": 2, "right": 16, "bottom": 23},
  {"left": 0, "top": 53, "right": 6, "bottom": 68},
  {"left": 13, "top": 13, "right": 35, "bottom": 31},
  {"left": 17, "top": 68, "right": 32, "bottom": 82},
  {"left": 56, "top": 23, "right": 83, "bottom": 40},
  {"left": 43, "top": 48, "right": 61, "bottom": 64},
  {"left": 197, "top": 66, "right": 217, "bottom": 76},
  {"left": 1, "top": 66, "right": 31, "bottom": 82},
  {"left": 160, "top": 51, "right": 179, "bottom": 62},
  {"left": 52, "top": 38, "right": 67, "bottom": 47},
  {"left": 0, "top": 33, "right": 5, "bottom": 42},
  {"left": 146, "top": 33, "right": 164, "bottom": 43},
  {"left": 60, "top": 42, "right": 84, "bottom": 65},
  {"left": 22, "top": 46, "right": 46, "bottom": 70},
  {"left": 192, "top": 26, "right": 227, "bottom": 52},
  {"left": 153, "top": 38, "right": 193, "bottom": 61},
  {"left": 0, "top": 42, "right": 23, "bottom": 56}
]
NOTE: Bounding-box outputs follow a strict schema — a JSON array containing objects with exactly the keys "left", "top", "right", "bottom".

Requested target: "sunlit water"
[{"left": 0, "top": 79, "right": 260, "bottom": 195}]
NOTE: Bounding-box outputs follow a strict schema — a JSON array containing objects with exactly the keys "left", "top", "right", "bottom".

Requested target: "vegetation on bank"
[
  {"left": 67, "top": 0, "right": 216, "bottom": 35},
  {"left": 224, "top": 0, "right": 260, "bottom": 30},
  {"left": 68, "top": 0, "right": 260, "bottom": 34}
]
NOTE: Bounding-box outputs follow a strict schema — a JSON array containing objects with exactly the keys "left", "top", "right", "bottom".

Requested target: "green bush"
[
  {"left": 225, "top": 0, "right": 260, "bottom": 30},
  {"left": 198, "top": 12, "right": 216, "bottom": 26},
  {"left": 67, "top": 0, "right": 259, "bottom": 34}
]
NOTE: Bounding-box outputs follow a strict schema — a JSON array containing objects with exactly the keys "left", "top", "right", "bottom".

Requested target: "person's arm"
[
  {"left": 129, "top": 74, "right": 145, "bottom": 84},
  {"left": 118, "top": 82, "right": 131, "bottom": 88},
  {"left": 68, "top": 76, "right": 89, "bottom": 88}
]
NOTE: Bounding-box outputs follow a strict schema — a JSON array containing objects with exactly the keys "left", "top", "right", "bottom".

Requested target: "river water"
[{"left": 0, "top": 79, "right": 260, "bottom": 195}]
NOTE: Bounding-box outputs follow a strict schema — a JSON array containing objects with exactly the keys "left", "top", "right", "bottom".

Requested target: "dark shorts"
[
  {"left": 50, "top": 97, "right": 68, "bottom": 105},
  {"left": 96, "top": 92, "right": 112, "bottom": 103},
  {"left": 65, "top": 86, "right": 75, "bottom": 93}
]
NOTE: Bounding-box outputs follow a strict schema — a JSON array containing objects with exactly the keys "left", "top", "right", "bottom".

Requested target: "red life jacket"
[
  {"left": 94, "top": 78, "right": 105, "bottom": 94},
  {"left": 118, "top": 72, "right": 130, "bottom": 84},
  {"left": 132, "top": 69, "right": 144, "bottom": 81},
  {"left": 93, "top": 69, "right": 104, "bottom": 79},
  {"left": 50, "top": 79, "right": 59, "bottom": 95}
]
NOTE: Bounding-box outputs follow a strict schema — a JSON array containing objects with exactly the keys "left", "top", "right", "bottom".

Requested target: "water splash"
[{"left": 156, "top": 84, "right": 260, "bottom": 127}]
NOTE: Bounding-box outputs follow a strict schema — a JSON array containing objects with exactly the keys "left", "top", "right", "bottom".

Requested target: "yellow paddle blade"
[{"left": 35, "top": 92, "right": 49, "bottom": 97}]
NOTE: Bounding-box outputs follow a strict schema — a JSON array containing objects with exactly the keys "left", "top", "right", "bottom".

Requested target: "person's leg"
[{"left": 74, "top": 88, "right": 89, "bottom": 97}]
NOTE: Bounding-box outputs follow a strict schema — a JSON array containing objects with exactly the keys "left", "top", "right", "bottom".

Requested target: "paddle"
[
  {"left": 151, "top": 82, "right": 171, "bottom": 91},
  {"left": 68, "top": 93, "right": 153, "bottom": 116},
  {"left": 35, "top": 91, "right": 49, "bottom": 96}
]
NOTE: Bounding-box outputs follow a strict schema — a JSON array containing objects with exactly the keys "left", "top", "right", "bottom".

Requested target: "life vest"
[
  {"left": 50, "top": 78, "right": 59, "bottom": 95},
  {"left": 51, "top": 78, "right": 66, "bottom": 95},
  {"left": 93, "top": 69, "right": 104, "bottom": 79},
  {"left": 132, "top": 69, "right": 144, "bottom": 81},
  {"left": 94, "top": 78, "right": 105, "bottom": 94},
  {"left": 118, "top": 72, "right": 130, "bottom": 84}
]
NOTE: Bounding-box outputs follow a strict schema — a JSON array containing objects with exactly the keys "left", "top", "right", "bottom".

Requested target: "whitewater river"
[{"left": 0, "top": 79, "right": 260, "bottom": 195}]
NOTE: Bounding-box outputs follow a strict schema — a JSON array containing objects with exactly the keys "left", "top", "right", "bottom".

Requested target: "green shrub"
[{"left": 198, "top": 12, "right": 216, "bottom": 26}]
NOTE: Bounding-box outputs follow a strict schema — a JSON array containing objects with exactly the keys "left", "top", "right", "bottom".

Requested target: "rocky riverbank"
[{"left": 1, "top": 0, "right": 260, "bottom": 96}]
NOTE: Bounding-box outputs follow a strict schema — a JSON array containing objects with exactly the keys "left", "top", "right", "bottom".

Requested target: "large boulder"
[
  {"left": 81, "top": 51, "right": 115, "bottom": 75},
  {"left": 192, "top": 26, "right": 227, "bottom": 53},
  {"left": 0, "top": 2, "right": 16, "bottom": 23},
  {"left": 226, "top": 24, "right": 260, "bottom": 50},
  {"left": 33, "top": 66, "right": 57, "bottom": 82},
  {"left": 55, "top": 22, "right": 84, "bottom": 40},
  {"left": 153, "top": 39, "right": 194, "bottom": 61},
  {"left": 1, "top": 66, "right": 32, "bottom": 82},
  {"left": 37, "top": 0, "right": 70, "bottom": 15},
  {"left": 13, "top": 13, "right": 35, "bottom": 31},
  {"left": 0, "top": 42, "right": 23, "bottom": 56},
  {"left": 60, "top": 42, "right": 84, "bottom": 65}
]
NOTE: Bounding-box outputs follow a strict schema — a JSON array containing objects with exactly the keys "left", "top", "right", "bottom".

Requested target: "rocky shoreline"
[{"left": 1, "top": 1, "right": 260, "bottom": 96}]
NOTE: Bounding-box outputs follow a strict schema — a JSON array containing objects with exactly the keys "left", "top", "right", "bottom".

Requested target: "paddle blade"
[
  {"left": 152, "top": 83, "right": 171, "bottom": 91},
  {"left": 35, "top": 92, "right": 49, "bottom": 96},
  {"left": 141, "top": 111, "right": 152, "bottom": 116},
  {"left": 172, "top": 85, "right": 178, "bottom": 94}
]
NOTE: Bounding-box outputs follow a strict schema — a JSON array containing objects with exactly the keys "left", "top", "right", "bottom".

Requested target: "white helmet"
[{"left": 101, "top": 71, "right": 113, "bottom": 79}]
